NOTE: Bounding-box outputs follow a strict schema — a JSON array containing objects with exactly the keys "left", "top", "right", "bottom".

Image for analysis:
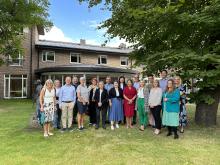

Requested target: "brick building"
[{"left": 0, "top": 27, "right": 138, "bottom": 99}]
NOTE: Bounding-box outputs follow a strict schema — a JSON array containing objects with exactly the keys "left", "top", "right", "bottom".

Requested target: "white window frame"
[
  {"left": 98, "top": 55, "right": 107, "bottom": 65},
  {"left": 70, "top": 53, "right": 81, "bottom": 64},
  {"left": 4, "top": 74, "right": 28, "bottom": 99},
  {"left": 8, "top": 53, "right": 23, "bottom": 66},
  {"left": 42, "top": 51, "right": 55, "bottom": 62},
  {"left": 120, "top": 56, "right": 129, "bottom": 66}
]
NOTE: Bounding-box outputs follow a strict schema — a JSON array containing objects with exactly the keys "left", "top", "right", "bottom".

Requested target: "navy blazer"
[{"left": 94, "top": 88, "right": 109, "bottom": 108}]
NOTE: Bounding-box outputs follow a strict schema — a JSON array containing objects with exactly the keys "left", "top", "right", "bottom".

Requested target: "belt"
[{"left": 62, "top": 101, "right": 73, "bottom": 103}]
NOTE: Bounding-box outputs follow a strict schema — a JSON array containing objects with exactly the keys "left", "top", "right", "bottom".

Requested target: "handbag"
[{"left": 40, "top": 111, "right": 45, "bottom": 126}]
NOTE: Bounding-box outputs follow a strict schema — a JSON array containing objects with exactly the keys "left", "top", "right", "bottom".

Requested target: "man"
[
  {"left": 72, "top": 76, "right": 79, "bottom": 124},
  {"left": 53, "top": 80, "right": 61, "bottom": 129},
  {"left": 132, "top": 74, "right": 140, "bottom": 125},
  {"left": 34, "top": 80, "right": 42, "bottom": 122},
  {"left": 145, "top": 74, "right": 155, "bottom": 127},
  {"left": 159, "top": 70, "right": 168, "bottom": 92},
  {"left": 104, "top": 76, "right": 114, "bottom": 123},
  {"left": 59, "top": 77, "right": 76, "bottom": 132}
]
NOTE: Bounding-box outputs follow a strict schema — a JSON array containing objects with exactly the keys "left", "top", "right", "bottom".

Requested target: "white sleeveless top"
[{"left": 44, "top": 88, "right": 55, "bottom": 103}]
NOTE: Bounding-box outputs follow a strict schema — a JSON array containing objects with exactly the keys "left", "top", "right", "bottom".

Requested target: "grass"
[{"left": 0, "top": 99, "right": 220, "bottom": 165}]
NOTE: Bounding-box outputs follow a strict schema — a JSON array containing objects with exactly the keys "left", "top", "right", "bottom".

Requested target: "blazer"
[
  {"left": 162, "top": 89, "right": 180, "bottom": 113},
  {"left": 109, "top": 88, "right": 123, "bottom": 99},
  {"left": 94, "top": 88, "right": 109, "bottom": 108}
]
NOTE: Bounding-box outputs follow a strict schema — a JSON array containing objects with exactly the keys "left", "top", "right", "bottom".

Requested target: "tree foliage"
[
  {"left": 0, "top": 0, "right": 52, "bottom": 65},
  {"left": 80, "top": 0, "right": 220, "bottom": 105}
]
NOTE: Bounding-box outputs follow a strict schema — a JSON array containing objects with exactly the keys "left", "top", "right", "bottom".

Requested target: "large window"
[
  {"left": 42, "top": 51, "right": 55, "bottom": 62},
  {"left": 120, "top": 57, "right": 129, "bottom": 66},
  {"left": 70, "top": 53, "right": 81, "bottom": 63},
  {"left": 8, "top": 53, "right": 23, "bottom": 66},
  {"left": 98, "top": 55, "right": 107, "bottom": 65},
  {"left": 4, "top": 75, "right": 27, "bottom": 98}
]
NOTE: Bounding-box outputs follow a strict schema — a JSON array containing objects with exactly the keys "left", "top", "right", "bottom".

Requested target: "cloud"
[{"left": 39, "top": 26, "right": 75, "bottom": 42}]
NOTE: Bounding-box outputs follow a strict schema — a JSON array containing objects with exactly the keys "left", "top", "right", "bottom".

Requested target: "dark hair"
[
  {"left": 91, "top": 78, "right": 97, "bottom": 82},
  {"left": 119, "top": 76, "right": 125, "bottom": 82},
  {"left": 127, "top": 79, "right": 133, "bottom": 84},
  {"left": 161, "top": 70, "right": 168, "bottom": 74},
  {"left": 147, "top": 73, "right": 153, "bottom": 77}
]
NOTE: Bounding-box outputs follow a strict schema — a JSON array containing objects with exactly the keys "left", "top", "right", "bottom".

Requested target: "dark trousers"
[
  {"left": 96, "top": 107, "right": 107, "bottom": 128},
  {"left": 150, "top": 105, "right": 162, "bottom": 129},
  {"left": 73, "top": 103, "right": 78, "bottom": 123},
  {"left": 56, "top": 103, "right": 62, "bottom": 128},
  {"left": 89, "top": 101, "right": 97, "bottom": 124},
  {"left": 133, "top": 110, "right": 137, "bottom": 124}
]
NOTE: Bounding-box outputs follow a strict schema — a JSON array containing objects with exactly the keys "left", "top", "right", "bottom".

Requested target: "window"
[
  {"left": 42, "top": 51, "right": 55, "bottom": 62},
  {"left": 8, "top": 53, "right": 23, "bottom": 66},
  {"left": 98, "top": 55, "right": 107, "bottom": 65},
  {"left": 4, "top": 75, "right": 27, "bottom": 98},
  {"left": 70, "top": 53, "right": 81, "bottom": 63},
  {"left": 120, "top": 57, "right": 129, "bottom": 66}
]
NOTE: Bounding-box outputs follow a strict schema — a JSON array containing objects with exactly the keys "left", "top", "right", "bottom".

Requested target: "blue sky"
[{"left": 40, "top": 0, "right": 126, "bottom": 47}]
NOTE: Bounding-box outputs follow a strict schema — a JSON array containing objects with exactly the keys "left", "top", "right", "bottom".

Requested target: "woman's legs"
[
  {"left": 77, "top": 113, "right": 81, "bottom": 128},
  {"left": 126, "top": 117, "right": 129, "bottom": 128},
  {"left": 129, "top": 117, "right": 133, "bottom": 128},
  {"left": 111, "top": 121, "right": 114, "bottom": 130},
  {"left": 173, "top": 126, "right": 179, "bottom": 139},
  {"left": 81, "top": 114, "right": 85, "bottom": 128}
]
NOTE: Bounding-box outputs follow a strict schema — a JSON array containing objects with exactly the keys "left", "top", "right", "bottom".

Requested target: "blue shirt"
[
  {"left": 159, "top": 78, "right": 168, "bottom": 92},
  {"left": 104, "top": 83, "right": 114, "bottom": 93},
  {"left": 133, "top": 82, "right": 140, "bottom": 90},
  {"left": 59, "top": 84, "right": 76, "bottom": 105}
]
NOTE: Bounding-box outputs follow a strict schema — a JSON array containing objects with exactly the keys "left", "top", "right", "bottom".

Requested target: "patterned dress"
[
  {"left": 43, "top": 88, "right": 55, "bottom": 123},
  {"left": 178, "top": 85, "right": 187, "bottom": 127}
]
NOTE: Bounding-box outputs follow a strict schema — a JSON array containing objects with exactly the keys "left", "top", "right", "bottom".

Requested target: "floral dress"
[
  {"left": 178, "top": 85, "right": 187, "bottom": 127},
  {"left": 43, "top": 88, "right": 55, "bottom": 123}
]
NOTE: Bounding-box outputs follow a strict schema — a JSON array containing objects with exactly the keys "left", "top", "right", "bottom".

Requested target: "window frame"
[
  {"left": 70, "top": 53, "right": 81, "bottom": 64},
  {"left": 42, "top": 51, "right": 55, "bottom": 62},
  {"left": 8, "top": 53, "right": 23, "bottom": 66},
  {"left": 98, "top": 55, "right": 108, "bottom": 65},
  {"left": 120, "top": 56, "right": 129, "bottom": 66}
]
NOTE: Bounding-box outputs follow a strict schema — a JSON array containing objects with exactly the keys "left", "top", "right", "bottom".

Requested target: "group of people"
[{"left": 35, "top": 70, "right": 187, "bottom": 139}]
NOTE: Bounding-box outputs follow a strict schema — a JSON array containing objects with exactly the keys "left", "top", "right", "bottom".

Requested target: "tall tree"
[
  {"left": 80, "top": 0, "right": 220, "bottom": 126},
  {"left": 0, "top": 0, "right": 52, "bottom": 65}
]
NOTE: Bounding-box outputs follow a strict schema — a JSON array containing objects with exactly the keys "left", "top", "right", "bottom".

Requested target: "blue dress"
[
  {"left": 109, "top": 88, "right": 124, "bottom": 122},
  {"left": 178, "top": 85, "right": 187, "bottom": 127}
]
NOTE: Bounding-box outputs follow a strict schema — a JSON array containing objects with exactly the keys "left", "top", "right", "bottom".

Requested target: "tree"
[
  {"left": 80, "top": 0, "right": 220, "bottom": 126},
  {"left": 0, "top": 0, "right": 52, "bottom": 65}
]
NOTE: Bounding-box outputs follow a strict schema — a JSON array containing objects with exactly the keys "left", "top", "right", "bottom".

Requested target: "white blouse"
[
  {"left": 44, "top": 88, "right": 55, "bottom": 103},
  {"left": 148, "top": 87, "right": 162, "bottom": 106},
  {"left": 137, "top": 87, "right": 144, "bottom": 98}
]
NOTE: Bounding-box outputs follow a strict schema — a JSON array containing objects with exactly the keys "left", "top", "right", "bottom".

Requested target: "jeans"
[
  {"left": 150, "top": 105, "right": 162, "bottom": 129},
  {"left": 36, "top": 98, "right": 41, "bottom": 121}
]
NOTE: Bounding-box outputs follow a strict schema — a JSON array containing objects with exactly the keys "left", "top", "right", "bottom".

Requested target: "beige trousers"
[{"left": 61, "top": 102, "right": 74, "bottom": 128}]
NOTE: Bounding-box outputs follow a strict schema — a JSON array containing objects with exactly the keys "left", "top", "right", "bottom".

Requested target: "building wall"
[{"left": 38, "top": 50, "right": 131, "bottom": 69}]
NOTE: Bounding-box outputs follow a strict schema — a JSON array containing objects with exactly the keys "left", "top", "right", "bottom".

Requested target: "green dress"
[{"left": 162, "top": 89, "right": 180, "bottom": 127}]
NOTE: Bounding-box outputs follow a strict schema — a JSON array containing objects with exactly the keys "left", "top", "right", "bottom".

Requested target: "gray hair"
[{"left": 80, "top": 77, "right": 86, "bottom": 81}]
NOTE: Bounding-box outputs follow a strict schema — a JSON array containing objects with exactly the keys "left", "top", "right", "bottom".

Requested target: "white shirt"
[
  {"left": 55, "top": 87, "right": 60, "bottom": 97},
  {"left": 99, "top": 89, "right": 103, "bottom": 103},
  {"left": 137, "top": 87, "right": 144, "bottom": 98},
  {"left": 148, "top": 87, "right": 162, "bottom": 106},
  {"left": 116, "top": 89, "right": 119, "bottom": 96},
  {"left": 44, "top": 88, "right": 55, "bottom": 103}
]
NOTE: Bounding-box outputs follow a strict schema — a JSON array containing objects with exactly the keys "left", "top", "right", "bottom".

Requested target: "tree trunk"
[{"left": 195, "top": 87, "right": 220, "bottom": 126}]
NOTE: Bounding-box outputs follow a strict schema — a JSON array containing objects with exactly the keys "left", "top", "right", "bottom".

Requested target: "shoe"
[
  {"left": 174, "top": 134, "right": 179, "bottom": 139},
  {"left": 102, "top": 125, "right": 106, "bottom": 129},
  {"left": 115, "top": 124, "right": 119, "bottom": 129},
  {"left": 95, "top": 126, "right": 99, "bottom": 129},
  {"left": 89, "top": 123, "right": 93, "bottom": 126},
  {"left": 60, "top": 128, "right": 66, "bottom": 133},
  {"left": 78, "top": 127, "right": 83, "bottom": 131},
  {"left": 154, "top": 129, "right": 160, "bottom": 135},
  {"left": 111, "top": 125, "right": 114, "bottom": 130},
  {"left": 73, "top": 121, "right": 77, "bottom": 124},
  {"left": 57, "top": 126, "right": 61, "bottom": 129},
  {"left": 167, "top": 132, "right": 172, "bottom": 136},
  {"left": 48, "top": 132, "right": 54, "bottom": 136},
  {"left": 44, "top": 133, "right": 49, "bottom": 137}
]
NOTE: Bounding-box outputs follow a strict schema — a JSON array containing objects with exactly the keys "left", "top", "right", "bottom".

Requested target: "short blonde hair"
[{"left": 174, "top": 76, "right": 182, "bottom": 85}]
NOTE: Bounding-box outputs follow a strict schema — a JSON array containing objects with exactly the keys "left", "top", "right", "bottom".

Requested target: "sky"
[{"left": 39, "top": 0, "right": 127, "bottom": 47}]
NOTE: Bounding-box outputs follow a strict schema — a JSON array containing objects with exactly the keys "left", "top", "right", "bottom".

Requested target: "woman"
[
  {"left": 137, "top": 80, "right": 149, "bottom": 131},
  {"left": 119, "top": 76, "right": 126, "bottom": 90},
  {"left": 162, "top": 79, "right": 180, "bottom": 139},
  {"left": 94, "top": 81, "right": 109, "bottom": 129},
  {"left": 149, "top": 80, "right": 162, "bottom": 134},
  {"left": 175, "top": 76, "right": 187, "bottom": 133},
  {"left": 77, "top": 77, "right": 89, "bottom": 131},
  {"left": 123, "top": 79, "right": 137, "bottom": 128},
  {"left": 109, "top": 81, "right": 124, "bottom": 130},
  {"left": 40, "top": 79, "right": 56, "bottom": 137},
  {"left": 88, "top": 78, "right": 98, "bottom": 126},
  {"left": 53, "top": 80, "right": 61, "bottom": 129}
]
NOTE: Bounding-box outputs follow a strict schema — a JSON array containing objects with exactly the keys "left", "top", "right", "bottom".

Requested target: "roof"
[
  {"left": 35, "top": 64, "right": 138, "bottom": 74},
  {"left": 35, "top": 40, "right": 133, "bottom": 55}
]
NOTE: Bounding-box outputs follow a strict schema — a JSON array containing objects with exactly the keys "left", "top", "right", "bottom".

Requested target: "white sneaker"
[
  {"left": 44, "top": 133, "right": 49, "bottom": 137},
  {"left": 111, "top": 125, "right": 114, "bottom": 130},
  {"left": 116, "top": 124, "right": 119, "bottom": 129},
  {"left": 48, "top": 132, "right": 54, "bottom": 136}
]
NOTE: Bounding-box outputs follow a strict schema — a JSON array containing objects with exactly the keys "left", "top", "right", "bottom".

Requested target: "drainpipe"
[{"left": 29, "top": 27, "right": 33, "bottom": 98}]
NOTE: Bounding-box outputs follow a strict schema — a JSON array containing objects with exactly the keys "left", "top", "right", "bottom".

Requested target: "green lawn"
[{"left": 0, "top": 100, "right": 220, "bottom": 165}]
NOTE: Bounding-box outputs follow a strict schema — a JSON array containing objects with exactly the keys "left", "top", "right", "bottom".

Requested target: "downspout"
[{"left": 29, "top": 27, "right": 33, "bottom": 98}]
